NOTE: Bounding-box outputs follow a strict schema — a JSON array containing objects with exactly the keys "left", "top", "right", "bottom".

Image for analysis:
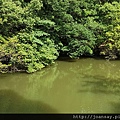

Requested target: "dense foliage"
[
  {"left": 0, "top": 0, "right": 58, "bottom": 73},
  {"left": 0, "top": 0, "right": 120, "bottom": 73}
]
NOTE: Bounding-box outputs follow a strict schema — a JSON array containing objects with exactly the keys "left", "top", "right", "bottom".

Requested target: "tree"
[
  {"left": 0, "top": 0, "right": 58, "bottom": 73},
  {"left": 98, "top": 1, "right": 120, "bottom": 59}
]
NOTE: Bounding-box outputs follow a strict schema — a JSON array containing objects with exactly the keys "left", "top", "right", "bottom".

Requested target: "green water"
[{"left": 0, "top": 58, "right": 120, "bottom": 113}]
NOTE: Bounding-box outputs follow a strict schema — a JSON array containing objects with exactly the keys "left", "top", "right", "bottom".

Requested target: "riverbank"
[
  {"left": 1, "top": 55, "right": 120, "bottom": 74},
  {"left": 0, "top": 58, "right": 120, "bottom": 113}
]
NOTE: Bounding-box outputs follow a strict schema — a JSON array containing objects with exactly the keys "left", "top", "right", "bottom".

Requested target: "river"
[{"left": 0, "top": 58, "right": 120, "bottom": 113}]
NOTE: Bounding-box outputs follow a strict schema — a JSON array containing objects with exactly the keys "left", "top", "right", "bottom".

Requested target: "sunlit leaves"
[{"left": 99, "top": 1, "right": 120, "bottom": 59}]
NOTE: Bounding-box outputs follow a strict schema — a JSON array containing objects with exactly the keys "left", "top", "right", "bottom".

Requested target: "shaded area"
[
  {"left": 0, "top": 89, "right": 58, "bottom": 113},
  {"left": 111, "top": 102, "right": 120, "bottom": 113},
  {"left": 57, "top": 57, "right": 78, "bottom": 62}
]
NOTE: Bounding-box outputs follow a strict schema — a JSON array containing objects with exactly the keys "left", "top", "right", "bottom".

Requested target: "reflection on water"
[{"left": 0, "top": 58, "right": 120, "bottom": 113}]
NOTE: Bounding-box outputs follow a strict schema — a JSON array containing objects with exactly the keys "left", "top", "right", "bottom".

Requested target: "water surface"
[{"left": 0, "top": 58, "right": 120, "bottom": 113}]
